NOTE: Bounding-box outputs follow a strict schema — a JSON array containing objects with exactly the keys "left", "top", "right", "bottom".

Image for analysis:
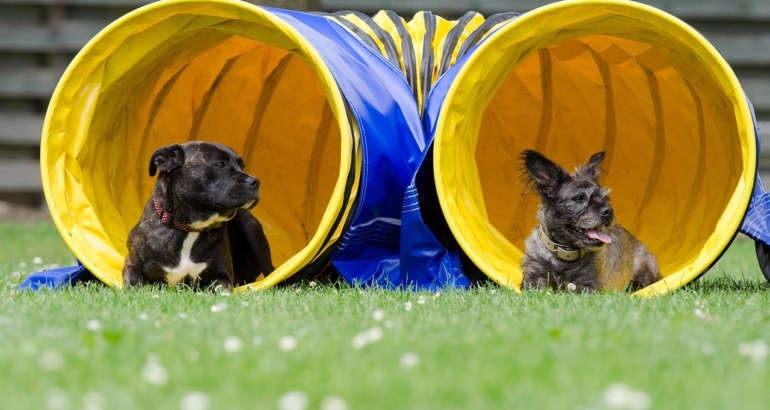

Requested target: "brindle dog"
[
  {"left": 520, "top": 150, "right": 661, "bottom": 292},
  {"left": 123, "top": 142, "right": 274, "bottom": 289}
]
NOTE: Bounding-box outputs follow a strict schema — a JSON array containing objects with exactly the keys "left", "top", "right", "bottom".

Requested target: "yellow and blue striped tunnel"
[{"left": 27, "top": 0, "right": 764, "bottom": 296}]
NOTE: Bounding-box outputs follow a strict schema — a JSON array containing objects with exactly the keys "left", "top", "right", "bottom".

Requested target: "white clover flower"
[
  {"left": 351, "top": 326, "right": 385, "bottom": 350},
  {"left": 372, "top": 309, "right": 385, "bottom": 321},
  {"left": 366, "top": 326, "right": 383, "bottom": 343},
  {"left": 404, "top": 301, "right": 412, "bottom": 311},
  {"left": 739, "top": 340, "right": 769, "bottom": 363},
  {"left": 11, "top": 271, "right": 21, "bottom": 280},
  {"left": 279, "top": 336, "right": 298, "bottom": 352},
  {"left": 351, "top": 334, "right": 368, "bottom": 350},
  {"left": 19, "top": 261, "right": 27, "bottom": 269},
  {"left": 701, "top": 342, "right": 717, "bottom": 355},
  {"left": 210, "top": 302, "right": 228, "bottom": 313},
  {"left": 602, "top": 383, "right": 651, "bottom": 410},
  {"left": 277, "top": 391, "right": 309, "bottom": 410},
  {"left": 400, "top": 352, "right": 420, "bottom": 369},
  {"left": 567, "top": 283, "right": 577, "bottom": 291},
  {"left": 82, "top": 391, "right": 103, "bottom": 410},
  {"left": 141, "top": 360, "right": 169, "bottom": 386},
  {"left": 39, "top": 350, "right": 64, "bottom": 372},
  {"left": 320, "top": 396, "right": 348, "bottom": 410},
  {"left": 223, "top": 336, "right": 243, "bottom": 353},
  {"left": 138, "top": 313, "right": 148, "bottom": 320},
  {"left": 46, "top": 388, "right": 70, "bottom": 410},
  {"left": 32, "top": 256, "right": 43, "bottom": 265},
  {"left": 180, "top": 391, "right": 210, "bottom": 410},
  {"left": 177, "top": 312, "right": 187, "bottom": 319},
  {"left": 85, "top": 319, "right": 101, "bottom": 332},
  {"left": 309, "top": 281, "right": 317, "bottom": 288},
  {"left": 417, "top": 296, "right": 426, "bottom": 305}
]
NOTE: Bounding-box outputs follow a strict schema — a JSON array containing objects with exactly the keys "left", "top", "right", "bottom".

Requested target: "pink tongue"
[{"left": 586, "top": 229, "right": 612, "bottom": 244}]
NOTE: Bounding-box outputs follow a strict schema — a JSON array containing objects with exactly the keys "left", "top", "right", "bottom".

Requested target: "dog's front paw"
[{"left": 122, "top": 262, "right": 146, "bottom": 287}]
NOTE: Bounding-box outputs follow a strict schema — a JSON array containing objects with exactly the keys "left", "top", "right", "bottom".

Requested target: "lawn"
[{"left": 1, "top": 221, "right": 770, "bottom": 409}]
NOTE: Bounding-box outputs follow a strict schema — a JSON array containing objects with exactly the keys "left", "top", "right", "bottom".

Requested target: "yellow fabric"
[
  {"left": 433, "top": 0, "right": 755, "bottom": 295},
  {"left": 439, "top": 13, "right": 486, "bottom": 72},
  {"left": 370, "top": 11, "right": 407, "bottom": 73},
  {"left": 41, "top": 0, "right": 357, "bottom": 288},
  {"left": 336, "top": 11, "right": 506, "bottom": 114}
]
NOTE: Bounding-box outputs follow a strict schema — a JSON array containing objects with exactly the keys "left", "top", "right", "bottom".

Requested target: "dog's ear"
[
  {"left": 520, "top": 150, "right": 570, "bottom": 198},
  {"left": 577, "top": 151, "right": 606, "bottom": 180},
  {"left": 149, "top": 144, "right": 185, "bottom": 176}
]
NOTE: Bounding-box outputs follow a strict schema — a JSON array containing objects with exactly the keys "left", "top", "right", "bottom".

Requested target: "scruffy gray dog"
[{"left": 520, "top": 150, "right": 661, "bottom": 292}]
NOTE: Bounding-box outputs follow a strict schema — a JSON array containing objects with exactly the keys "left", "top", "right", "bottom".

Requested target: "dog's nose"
[
  {"left": 600, "top": 206, "right": 612, "bottom": 217},
  {"left": 245, "top": 176, "right": 259, "bottom": 188}
]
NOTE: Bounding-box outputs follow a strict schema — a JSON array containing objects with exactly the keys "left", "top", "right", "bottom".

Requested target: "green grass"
[{"left": 1, "top": 221, "right": 770, "bottom": 409}]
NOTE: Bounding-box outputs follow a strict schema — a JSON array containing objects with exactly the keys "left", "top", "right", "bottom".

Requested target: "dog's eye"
[
  {"left": 572, "top": 193, "right": 587, "bottom": 203},
  {"left": 214, "top": 162, "right": 226, "bottom": 168}
]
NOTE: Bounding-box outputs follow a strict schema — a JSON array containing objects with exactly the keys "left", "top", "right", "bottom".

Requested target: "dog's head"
[
  {"left": 521, "top": 150, "right": 614, "bottom": 249},
  {"left": 149, "top": 142, "right": 260, "bottom": 214}
]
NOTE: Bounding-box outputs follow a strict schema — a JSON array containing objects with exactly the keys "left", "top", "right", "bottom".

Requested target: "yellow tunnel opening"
[
  {"left": 41, "top": 0, "right": 355, "bottom": 288},
  {"left": 433, "top": 1, "right": 756, "bottom": 296}
]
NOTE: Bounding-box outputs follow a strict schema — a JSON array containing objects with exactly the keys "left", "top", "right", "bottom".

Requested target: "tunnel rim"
[
  {"left": 40, "top": 0, "right": 355, "bottom": 288},
  {"left": 432, "top": 0, "right": 757, "bottom": 296}
]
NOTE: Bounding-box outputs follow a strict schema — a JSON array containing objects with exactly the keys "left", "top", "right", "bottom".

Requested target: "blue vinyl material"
[
  {"left": 739, "top": 99, "right": 770, "bottom": 245},
  {"left": 264, "top": 9, "right": 428, "bottom": 287},
  {"left": 20, "top": 262, "right": 90, "bottom": 290},
  {"left": 393, "top": 42, "right": 482, "bottom": 290}
]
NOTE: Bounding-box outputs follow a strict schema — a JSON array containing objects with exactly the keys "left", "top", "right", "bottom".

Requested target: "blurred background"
[{"left": 0, "top": 0, "right": 768, "bottom": 217}]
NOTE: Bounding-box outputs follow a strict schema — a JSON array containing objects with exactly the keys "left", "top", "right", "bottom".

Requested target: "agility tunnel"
[
  {"left": 24, "top": 0, "right": 770, "bottom": 295},
  {"left": 412, "top": 0, "right": 764, "bottom": 296},
  {"left": 330, "top": 2, "right": 767, "bottom": 295},
  {"left": 29, "top": 0, "right": 427, "bottom": 290}
]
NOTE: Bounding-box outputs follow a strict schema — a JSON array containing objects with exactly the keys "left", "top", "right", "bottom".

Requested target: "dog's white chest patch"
[
  {"left": 188, "top": 213, "right": 233, "bottom": 230},
  {"left": 164, "top": 233, "right": 208, "bottom": 284}
]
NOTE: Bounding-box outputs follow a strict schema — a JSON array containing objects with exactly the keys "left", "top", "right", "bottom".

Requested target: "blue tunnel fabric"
[
  {"left": 262, "top": 10, "right": 428, "bottom": 287},
  {"left": 20, "top": 262, "right": 91, "bottom": 291},
  {"left": 395, "top": 46, "right": 481, "bottom": 290},
  {"left": 739, "top": 99, "right": 770, "bottom": 245}
]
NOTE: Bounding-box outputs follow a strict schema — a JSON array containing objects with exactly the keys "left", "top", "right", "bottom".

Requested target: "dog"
[
  {"left": 519, "top": 150, "right": 661, "bottom": 292},
  {"left": 122, "top": 141, "right": 274, "bottom": 289}
]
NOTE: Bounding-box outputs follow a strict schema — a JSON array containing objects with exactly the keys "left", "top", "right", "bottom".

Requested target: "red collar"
[{"left": 153, "top": 198, "right": 205, "bottom": 233}]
